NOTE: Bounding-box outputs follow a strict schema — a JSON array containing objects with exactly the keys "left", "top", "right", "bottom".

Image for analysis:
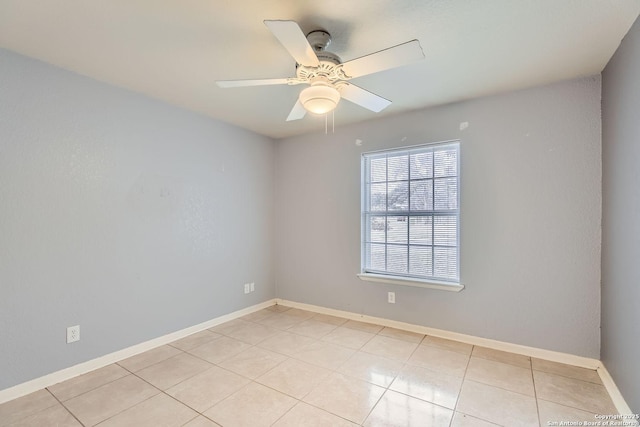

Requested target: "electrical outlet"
[
  {"left": 387, "top": 292, "right": 396, "bottom": 304},
  {"left": 244, "top": 283, "right": 250, "bottom": 294},
  {"left": 67, "top": 325, "right": 80, "bottom": 343},
  {"left": 250, "top": 282, "right": 255, "bottom": 292}
]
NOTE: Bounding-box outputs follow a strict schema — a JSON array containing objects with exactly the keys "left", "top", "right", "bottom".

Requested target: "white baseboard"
[
  {"left": 3, "top": 296, "right": 635, "bottom": 420},
  {"left": 0, "top": 299, "right": 276, "bottom": 405},
  {"left": 276, "top": 298, "right": 601, "bottom": 369},
  {"left": 598, "top": 364, "right": 639, "bottom": 423}
]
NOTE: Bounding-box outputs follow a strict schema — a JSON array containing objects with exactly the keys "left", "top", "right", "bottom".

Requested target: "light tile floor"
[{"left": 0, "top": 305, "right": 619, "bottom": 426}]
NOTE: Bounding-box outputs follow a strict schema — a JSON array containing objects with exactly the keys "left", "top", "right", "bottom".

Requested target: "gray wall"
[
  {"left": 275, "top": 76, "right": 602, "bottom": 358},
  {"left": 0, "top": 43, "right": 611, "bottom": 392},
  {"left": 601, "top": 16, "right": 640, "bottom": 413},
  {"left": 0, "top": 49, "right": 276, "bottom": 390}
]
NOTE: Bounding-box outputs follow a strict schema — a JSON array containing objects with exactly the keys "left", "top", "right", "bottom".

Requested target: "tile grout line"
[
  {"left": 89, "top": 381, "right": 162, "bottom": 427},
  {"left": 125, "top": 361, "right": 233, "bottom": 426},
  {"left": 531, "top": 358, "right": 543, "bottom": 427},
  {"left": 250, "top": 312, "right": 388, "bottom": 425},
  {"left": 359, "top": 386, "right": 386, "bottom": 426},
  {"left": 120, "top": 353, "right": 220, "bottom": 421},
  {"left": 116, "top": 345, "right": 187, "bottom": 375},
  {"left": 45, "top": 363, "right": 169, "bottom": 427},
  {"left": 45, "top": 388, "right": 86, "bottom": 427},
  {"left": 531, "top": 366, "right": 604, "bottom": 385},
  {"left": 448, "top": 343, "right": 476, "bottom": 427},
  {"left": 289, "top": 317, "right": 492, "bottom": 425},
  {"left": 360, "top": 330, "right": 423, "bottom": 426},
  {"left": 45, "top": 367, "right": 129, "bottom": 410},
  {"left": 175, "top": 312, "right": 351, "bottom": 425}
]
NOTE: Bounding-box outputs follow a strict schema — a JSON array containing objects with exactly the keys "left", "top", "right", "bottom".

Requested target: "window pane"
[
  {"left": 370, "top": 183, "right": 387, "bottom": 211},
  {"left": 409, "top": 216, "right": 432, "bottom": 245},
  {"left": 387, "top": 216, "right": 408, "bottom": 243},
  {"left": 434, "top": 149, "right": 457, "bottom": 177},
  {"left": 410, "top": 151, "right": 433, "bottom": 179},
  {"left": 369, "top": 216, "right": 386, "bottom": 242},
  {"left": 367, "top": 243, "right": 386, "bottom": 271},
  {"left": 388, "top": 154, "right": 408, "bottom": 181},
  {"left": 410, "top": 180, "right": 433, "bottom": 211},
  {"left": 434, "top": 216, "right": 457, "bottom": 246},
  {"left": 434, "top": 178, "right": 458, "bottom": 210},
  {"left": 387, "top": 245, "right": 408, "bottom": 274},
  {"left": 362, "top": 142, "right": 459, "bottom": 283},
  {"left": 409, "top": 246, "right": 432, "bottom": 276},
  {"left": 387, "top": 181, "right": 408, "bottom": 211},
  {"left": 434, "top": 247, "right": 458, "bottom": 280},
  {"left": 370, "top": 157, "right": 386, "bottom": 182}
]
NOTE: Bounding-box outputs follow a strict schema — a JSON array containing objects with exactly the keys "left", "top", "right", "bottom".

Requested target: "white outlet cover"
[
  {"left": 67, "top": 325, "right": 80, "bottom": 343},
  {"left": 388, "top": 292, "right": 396, "bottom": 304},
  {"left": 244, "top": 283, "right": 250, "bottom": 294},
  {"left": 250, "top": 282, "right": 255, "bottom": 292}
]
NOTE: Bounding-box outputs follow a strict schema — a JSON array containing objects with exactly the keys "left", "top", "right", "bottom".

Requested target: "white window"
[{"left": 360, "top": 141, "right": 460, "bottom": 289}]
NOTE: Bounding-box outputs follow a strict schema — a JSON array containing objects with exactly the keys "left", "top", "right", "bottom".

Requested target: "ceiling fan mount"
[
  {"left": 216, "top": 20, "right": 425, "bottom": 122},
  {"left": 306, "top": 30, "right": 332, "bottom": 53}
]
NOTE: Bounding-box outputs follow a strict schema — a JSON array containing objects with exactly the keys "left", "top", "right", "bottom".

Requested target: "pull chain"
[
  {"left": 332, "top": 110, "right": 335, "bottom": 133},
  {"left": 324, "top": 111, "right": 336, "bottom": 135}
]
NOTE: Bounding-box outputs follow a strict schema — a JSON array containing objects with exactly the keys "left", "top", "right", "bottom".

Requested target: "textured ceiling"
[{"left": 1, "top": 0, "right": 639, "bottom": 139}]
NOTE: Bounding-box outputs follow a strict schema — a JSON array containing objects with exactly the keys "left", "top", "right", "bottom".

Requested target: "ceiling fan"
[{"left": 216, "top": 20, "right": 425, "bottom": 121}]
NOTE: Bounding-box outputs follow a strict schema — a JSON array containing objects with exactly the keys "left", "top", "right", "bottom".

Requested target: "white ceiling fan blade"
[
  {"left": 264, "top": 20, "right": 320, "bottom": 67},
  {"left": 340, "top": 83, "right": 391, "bottom": 112},
  {"left": 216, "top": 78, "right": 291, "bottom": 88},
  {"left": 340, "top": 40, "right": 424, "bottom": 79},
  {"left": 286, "top": 99, "right": 307, "bottom": 121}
]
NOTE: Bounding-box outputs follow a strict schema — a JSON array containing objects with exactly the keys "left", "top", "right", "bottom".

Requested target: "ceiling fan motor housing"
[{"left": 295, "top": 30, "right": 342, "bottom": 82}]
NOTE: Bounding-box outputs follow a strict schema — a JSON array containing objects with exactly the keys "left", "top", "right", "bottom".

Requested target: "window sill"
[{"left": 357, "top": 273, "right": 464, "bottom": 292}]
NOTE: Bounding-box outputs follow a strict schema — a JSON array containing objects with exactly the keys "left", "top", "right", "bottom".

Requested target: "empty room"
[{"left": 1, "top": 1, "right": 639, "bottom": 426}]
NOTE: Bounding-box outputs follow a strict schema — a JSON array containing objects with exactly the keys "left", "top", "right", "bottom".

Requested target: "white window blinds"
[{"left": 361, "top": 141, "right": 460, "bottom": 283}]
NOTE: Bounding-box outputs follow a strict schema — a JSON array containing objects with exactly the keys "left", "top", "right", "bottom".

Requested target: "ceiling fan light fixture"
[
  {"left": 216, "top": 20, "right": 425, "bottom": 122},
  {"left": 299, "top": 82, "right": 341, "bottom": 115}
]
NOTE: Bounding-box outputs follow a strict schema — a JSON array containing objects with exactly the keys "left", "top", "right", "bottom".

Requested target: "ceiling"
[{"left": 1, "top": 1, "right": 639, "bottom": 139}]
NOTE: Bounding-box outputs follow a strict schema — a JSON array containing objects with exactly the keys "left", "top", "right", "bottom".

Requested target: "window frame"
[{"left": 358, "top": 140, "right": 464, "bottom": 292}]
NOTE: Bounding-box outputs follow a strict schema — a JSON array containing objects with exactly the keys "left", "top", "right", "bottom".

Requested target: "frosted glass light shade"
[{"left": 299, "top": 83, "right": 340, "bottom": 115}]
